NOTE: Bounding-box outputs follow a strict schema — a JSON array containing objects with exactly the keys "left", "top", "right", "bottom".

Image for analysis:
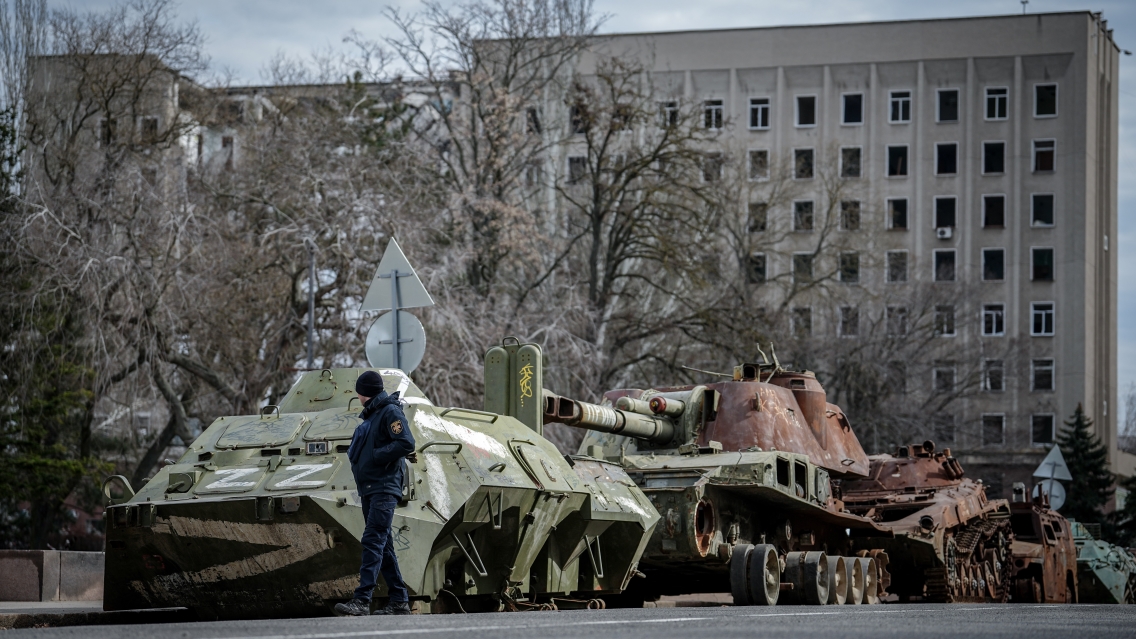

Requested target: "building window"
[
  {"left": 936, "top": 143, "right": 958, "bottom": 175},
  {"left": 887, "top": 145, "right": 908, "bottom": 176},
  {"left": 983, "top": 141, "right": 1005, "bottom": 174},
  {"left": 841, "top": 200, "right": 861, "bottom": 230},
  {"left": 98, "top": 117, "right": 117, "bottom": 146},
  {"left": 526, "top": 107, "right": 542, "bottom": 134},
  {"left": 933, "top": 366, "right": 955, "bottom": 393},
  {"left": 748, "top": 149, "right": 769, "bottom": 180},
  {"left": 1031, "top": 247, "right": 1054, "bottom": 281},
  {"left": 1031, "top": 302, "right": 1055, "bottom": 336},
  {"left": 1032, "top": 194, "right": 1055, "bottom": 227},
  {"left": 794, "top": 148, "right": 815, "bottom": 179},
  {"left": 1031, "top": 359, "right": 1054, "bottom": 391},
  {"left": 937, "top": 89, "right": 959, "bottom": 123},
  {"left": 702, "top": 152, "right": 723, "bottom": 182},
  {"left": 983, "top": 194, "right": 1006, "bottom": 227},
  {"left": 982, "top": 248, "right": 1005, "bottom": 281},
  {"left": 793, "top": 253, "right": 814, "bottom": 283},
  {"left": 984, "top": 359, "right": 1005, "bottom": 392},
  {"left": 796, "top": 95, "right": 817, "bottom": 127},
  {"left": 888, "top": 198, "right": 908, "bottom": 229},
  {"left": 747, "top": 253, "right": 766, "bottom": 284},
  {"left": 933, "top": 250, "right": 956, "bottom": 282},
  {"left": 935, "top": 305, "right": 956, "bottom": 336},
  {"left": 140, "top": 116, "right": 159, "bottom": 143},
  {"left": 840, "top": 252, "right": 860, "bottom": 283},
  {"left": 932, "top": 414, "right": 955, "bottom": 444},
  {"left": 983, "top": 304, "right": 1005, "bottom": 336},
  {"left": 1031, "top": 414, "right": 1056, "bottom": 445},
  {"left": 841, "top": 147, "right": 861, "bottom": 178},
  {"left": 887, "top": 361, "right": 907, "bottom": 395},
  {"left": 840, "top": 307, "right": 860, "bottom": 337},
  {"left": 221, "top": 135, "right": 234, "bottom": 170},
  {"left": 568, "top": 156, "right": 587, "bottom": 184},
  {"left": 1035, "top": 84, "right": 1058, "bottom": 118},
  {"left": 793, "top": 201, "right": 814, "bottom": 231},
  {"left": 570, "top": 104, "right": 588, "bottom": 134},
  {"left": 887, "top": 306, "right": 908, "bottom": 337},
  {"left": 985, "top": 87, "right": 1008, "bottom": 120},
  {"left": 749, "top": 98, "right": 770, "bottom": 129},
  {"left": 704, "top": 99, "right": 723, "bottom": 130},
  {"left": 982, "top": 414, "right": 1005, "bottom": 445},
  {"left": 1033, "top": 139, "right": 1055, "bottom": 172},
  {"left": 889, "top": 90, "right": 911, "bottom": 123},
  {"left": 886, "top": 251, "right": 908, "bottom": 282},
  {"left": 791, "top": 307, "right": 812, "bottom": 336},
  {"left": 659, "top": 101, "right": 678, "bottom": 128},
  {"left": 934, "top": 197, "right": 957, "bottom": 228},
  {"left": 524, "top": 161, "right": 542, "bottom": 187},
  {"left": 748, "top": 202, "right": 768, "bottom": 232},
  {"left": 842, "top": 93, "right": 863, "bottom": 124}
]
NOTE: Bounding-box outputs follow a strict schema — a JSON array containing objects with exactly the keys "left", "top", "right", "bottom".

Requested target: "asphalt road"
[{"left": 6, "top": 604, "right": 1134, "bottom": 639}]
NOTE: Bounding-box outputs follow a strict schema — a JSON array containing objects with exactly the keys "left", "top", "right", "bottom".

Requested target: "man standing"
[{"left": 334, "top": 371, "right": 416, "bottom": 616}]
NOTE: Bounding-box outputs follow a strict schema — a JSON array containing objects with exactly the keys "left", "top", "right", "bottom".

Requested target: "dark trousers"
[{"left": 353, "top": 493, "right": 409, "bottom": 603}]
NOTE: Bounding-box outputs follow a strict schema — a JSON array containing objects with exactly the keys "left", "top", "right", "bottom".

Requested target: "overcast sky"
[{"left": 53, "top": 0, "right": 1136, "bottom": 427}]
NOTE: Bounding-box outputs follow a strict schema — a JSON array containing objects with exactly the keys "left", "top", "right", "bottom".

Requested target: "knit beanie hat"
[{"left": 355, "top": 371, "right": 384, "bottom": 398}]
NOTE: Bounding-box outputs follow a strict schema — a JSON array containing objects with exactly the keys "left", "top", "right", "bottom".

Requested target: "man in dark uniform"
[{"left": 334, "top": 371, "right": 416, "bottom": 616}]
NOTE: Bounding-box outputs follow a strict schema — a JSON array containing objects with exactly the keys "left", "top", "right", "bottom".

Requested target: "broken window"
[
  {"left": 568, "top": 156, "right": 587, "bottom": 184},
  {"left": 140, "top": 116, "right": 159, "bottom": 144},
  {"left": 1035, "top": 84, "right": 1058, "bottom": 117},
  {"left": 983, "top": 248, "right": 1005, "bottom": 281},
  {"left": 1032, "top": 194, "right": 1055, "bottom": 226},
  {"left": 659, "top": 101, "right": 679, "bottom": 128},
  {"left": 984, "top": 359, "right": 1005, "bottom": 392},
  {"left": 749, "top": 97, "right": 770, "bottom": 129},
  {"left": 98, "top": 117, "right": 117, "bottom": 146},
  {"left": 1031, "top": 302, "right": 1055, "bottom": 336},
  {"left": 791, "top": 307, "right": 813, "bottom": 336},
  {"left": 793, "top": 201, "right": 814, "bottom": 231},
  {"left": 793, "top": 253, "right": 814, "bottom": 283},
  {"left": 935, "top": 305, "right": 956, "bottom": 336},
  {"left": 840, "top": 252, "right": 860, "bottom": 283},
  {"left": 748, "top": 202, "right": 768, "bottom": 232},
  {"left": 841, "top": 200, "right": 860, "bottom": 230},
  {"left": 938, "top": 89, "right": 959, "bottom": 122},
  {"left": 747, "top": 253, "right": 766, "bottom": 284},
  {"left": 982, "top": 414, "right": 1005, "bottom": 445},
  {"left": 570, "top": 103, "right": 589, "bottom": 134},
  {"left": 983, "top": 142, "right": 1005, "bottom": 174},
  {"left": 1032, "top": 359, "right": 1054, "bottom": 391},
  {"left": 887, "top": 361, "right": 908, "bottom": 395},
  {"left": 933, "top": 366, "right": 956, "bottom": 394},
  {"left": 704, "top": 99, "right": 724, "bottom": 130},
  {"left": 935, "top": 197, "right": 957, "bottom": 228},
  {"left": 985, "top": 87, "right": 1008, "bottom": 120},
  {"left": 984, "top": 195, "right": 1006, "bottom": 227},
  {"left": 887, "top": 145, "right": 908, "bottom": 176},
  {"left": 936, "top": 143, "right": 958, "bottom": 175},
  {"left": 702, "top": 152, "right": 723, "bottom": 182},
  {"left": 841, "top": 147, "right": 861, "bottom": 178},
  {"left": 842, "top": 94, "right": 863, "bottom": 124},
  {"left": 796, "top": 95, "right": 816, "bottom": 127},
  {"left": 889, "top": 90, "right": 911, "bottom": 123},
  {"left": 983, "top": 304, "right": 1005, "bottom": 336},
  {"left": 748, "top": 149, "right": 769, "bottom": 180},
  {"left": 794, "top": 148, "right": 814, "bottom": 179},
  {"left": 888, "top": 198, "right": 908, "bottom": 229},
  {"left": 1031, "top": 414, "right": 1055, "bottom": 445},
  {"left": 611, "top": 103, "right": 632, "bottom": 132},
  {"left": 221, "top": 135, "right": 234, "bottom": 170},
  {"left": 526, "top": 107, "right": 542, "bottom": 134},
  {"left": 840, "top": 306, "right": 860, "bottom": 337},
  {"left": 934, "top": 250, "right": 956, "bottom": 282},
  {"left": 1033, "top": 139, "right": 1055, "bottom": 172},
  {"left": 886, "top": 306, "right": 908, "bottom": 337},
  {"left": 886, "top": 251, "right": 908, "bottom": 283},
  {"left": 1031, "top": 247, "right": 1054, "bottom": 281}
]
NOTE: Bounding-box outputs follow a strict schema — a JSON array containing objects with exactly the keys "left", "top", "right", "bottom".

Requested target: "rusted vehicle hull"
[{"left": 1008, "top": 498, "right": 1078, "bottom": 603}]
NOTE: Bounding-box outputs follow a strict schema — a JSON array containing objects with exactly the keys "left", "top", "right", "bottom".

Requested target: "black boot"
[
  {"left": 372, "top": 600, "right": 412, "bottom": 615},
  {"left": 334, "top": 598, "right": 370, "bottom": 616}
]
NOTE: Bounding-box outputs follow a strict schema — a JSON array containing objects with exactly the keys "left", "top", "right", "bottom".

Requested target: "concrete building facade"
[{"left": 575, "top": 11, "right": 1125, "bottom": 498}]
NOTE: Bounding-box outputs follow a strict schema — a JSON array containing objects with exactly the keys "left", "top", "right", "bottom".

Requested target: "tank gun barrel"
[{"left": 543, "top": 391, "right": 675, "bottom": 444}]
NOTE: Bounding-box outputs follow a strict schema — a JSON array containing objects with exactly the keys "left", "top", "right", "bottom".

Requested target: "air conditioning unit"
[{"left": 936, "top": 227, "right": 953, "bottom": 239}]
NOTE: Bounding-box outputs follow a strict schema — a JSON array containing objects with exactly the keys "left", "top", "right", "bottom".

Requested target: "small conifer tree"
[
  {"left": 1057, "top": 404, "right": 1114, "bottom": 529},
  {"left": 1116, "top": 475, "right": 1136, "bottom": 547}
]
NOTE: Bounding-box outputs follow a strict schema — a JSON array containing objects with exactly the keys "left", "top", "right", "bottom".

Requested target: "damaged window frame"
[
  {"left": 937, "top": 88, "right": 960, "bottom": 123},
  {"left": 841, "top": 92, "right": 863, "bottom": 125},
  {"left": 983, "top": 194, "right": 1006, "bottom": 228},
  {"left": 748, "top": 148, "right": 769, "bottom": 181},
  {"left": 795, "top": 95, "right": 817, "bottom": 128},
  {"left": 886, "top": 250, "right": 908, "bottom": 283}
]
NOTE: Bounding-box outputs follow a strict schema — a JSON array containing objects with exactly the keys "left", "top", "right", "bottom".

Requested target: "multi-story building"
[{"left": 574, "top": 11, "right": 1126, "bottom": 498}]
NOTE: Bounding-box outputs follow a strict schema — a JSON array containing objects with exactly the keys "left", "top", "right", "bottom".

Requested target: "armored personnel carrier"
[
  {"left": 1069, "top": 520, "right": 1136, "bottom": 604},
  {"left": 102, "top": 364, "right": 659, "bottom": 619},
  {"left": 540, "top": 357, "right": 891, "bottom": 606},
  {"left": 840, "top": 442, "right": 1013, "bottom": 602},
  {"left": 1006, "top": 484, "right": 1077, "bottom": 603}
]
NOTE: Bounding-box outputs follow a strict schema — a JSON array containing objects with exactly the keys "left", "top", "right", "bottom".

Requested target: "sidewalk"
[{"left": 0, "top": 601, "right": 195, "bottom": 629}]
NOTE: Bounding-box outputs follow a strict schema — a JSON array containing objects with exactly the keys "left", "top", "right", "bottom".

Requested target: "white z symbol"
[
  {"left": 204, "top": 468, "right": 260, "bottom": 490},
  {"left": 274, "top": 464, "right": 334, "bottom": 488}
]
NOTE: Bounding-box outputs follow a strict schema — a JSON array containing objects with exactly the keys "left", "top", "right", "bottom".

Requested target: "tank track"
[{"left": 922, "top": 517, "right": 1012, "bottom": 603}]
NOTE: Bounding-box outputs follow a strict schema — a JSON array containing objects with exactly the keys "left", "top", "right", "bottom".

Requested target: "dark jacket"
[{"left": 348, "top": 391, "right": 416, "bottom": 498}]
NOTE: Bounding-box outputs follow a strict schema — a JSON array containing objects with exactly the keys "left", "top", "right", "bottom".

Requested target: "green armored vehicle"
[
  {"left": 1069, "top": 520, "right": 1136, "bottom": 604},
  {"left": 102, "top": 362, "right": 658, "bottom": 618},
  {"left": 543, "top": 356, "right": 891, "bottom": 606}
]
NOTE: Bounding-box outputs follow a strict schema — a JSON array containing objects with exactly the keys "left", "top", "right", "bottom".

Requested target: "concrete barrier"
[{"left": 0, "top": 551, "right": 103, "bottom": 602}]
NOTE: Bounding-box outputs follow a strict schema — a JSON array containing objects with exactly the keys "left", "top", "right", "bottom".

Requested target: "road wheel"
[
  {"left": 748, "top": 544, "right": 780, "bottom": 606},
  {"left": 730, "top": 543, "right": 754, "bottom": 606}
]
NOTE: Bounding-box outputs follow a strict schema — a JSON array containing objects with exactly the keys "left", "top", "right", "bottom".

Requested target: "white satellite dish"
[{"left": 1032, "top": 479, "right": 1066, "bottom": 510}]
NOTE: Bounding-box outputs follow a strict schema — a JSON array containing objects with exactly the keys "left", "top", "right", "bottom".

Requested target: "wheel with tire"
[
  {"left": 747, "top": 544, "right": 781, "bottom": 606},
  {"left": 730, "top": 543, "right": 754, "bottom": 606}
]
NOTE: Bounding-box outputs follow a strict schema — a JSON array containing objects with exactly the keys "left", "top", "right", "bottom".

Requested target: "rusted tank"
[
  {"left": 840, "top": 442, "right": 1013, "bottom": 602},
  {"left": 1007, "top": 483, "right": 1078, "bottom": 603},
  {"left": 541, "top": 359, "right": 893, "bottom": 606}
]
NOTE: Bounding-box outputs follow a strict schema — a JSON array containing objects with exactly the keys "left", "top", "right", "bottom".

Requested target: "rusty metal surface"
[{"left": 1008, "top": 499, "right": 1078, "bottom": 603}]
